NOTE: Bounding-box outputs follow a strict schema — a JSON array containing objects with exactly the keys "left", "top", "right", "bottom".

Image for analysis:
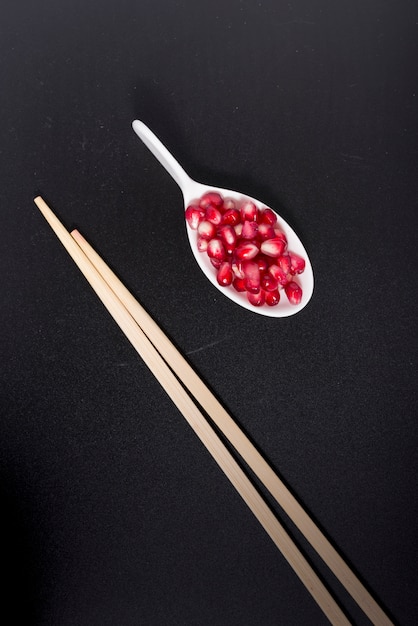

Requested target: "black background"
[{"left": 1, "top": 1, "right": 417, "bottom": 624}]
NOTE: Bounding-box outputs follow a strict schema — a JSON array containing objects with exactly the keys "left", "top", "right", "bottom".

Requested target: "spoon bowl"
[{"left": 132, "top": 120, "right": 313, "bottom": 317}]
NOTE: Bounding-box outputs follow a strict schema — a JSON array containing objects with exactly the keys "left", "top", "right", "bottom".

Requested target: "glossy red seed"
[
  {"left": 207, "top": 238, "right": 226, "bottom": 261},
  {"left": 232, "top": 261, "right": 244, "bottom": 278},
  {"left": 232, "top": 276, "right": 246, "bottom": 292},
  {"left": 260, "top": 237, "right": 286, "bottom": 257},
  {"left": 247, "top": 290, "right": 265, "bottom": 307},
  {"left": 210, "top": 257, "right": 222, "bottom": 269},
  {"left": 185, "top": 205, "right": 206, "bottom": 229},
  {"left": 222, "top": 198, "right": 236, "bottom": 211},
  {"left": 217, "top": 261, "right": 233, "bottom": 286},
  {"left": 274, "top": 228, "right": 288, "bottom": 246},
  {"left": 218, "top": 225, "right": 237, "bottom": 255},
  {"left": 268, "top": 263, "right": 289, "bottom": 286},
  {"left": 257, "top": 222, "right": 276, "bottom": 241},
  {"left": 197, "top": 236, "right": 209, "bottom": 252},
  {"left": 278, "top": 253, "right": 291, "bottom": 274},
  {"left": 260, "top": 208, "right": 277, "bottom": 226},
  {"left": 265, "top": 289, "right": 280, "bottom": 306},
  {"left": 242, "top": 260, "right": 261, "bottom": 293},
  {"left": 261, "top": 273, "right": 278, "bottom": 292},
  {"left": 222, "top": 208, "right": 241, "bottom": 226},
  {"left": 241, "top": 220, "right": 259, "bottom": 239},
  {"left": 197, "top": 220, "right": 217, "bottom": 240},
  {"left": 289, "top": 252, "right": 306, "bottom": 274},
  {"left": 205, "top": 205, "right": 223, "bottom": 225},
  {"left": 255, "top": 254, "right": 270, "bottom": 273},
  {"left": 285, "top": 281, "right": 303, "bottom": 305},
  {"left": 199, "top": 192, "right": 223, "bottom": 208},
  {"left": 234, "top": 242, "right": 259, "bottom": 261},
  {"left": 240, "top": 200, "right": 258, "bottom": 222}
]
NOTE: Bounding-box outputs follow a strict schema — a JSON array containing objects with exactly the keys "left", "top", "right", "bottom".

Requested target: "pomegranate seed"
[
  {"left": 261, "top": 273, "right": 278, "bottom": 292},
  {"left": 257, "top": 222, "right": 276, "bottom": 241},
  {"left": 241, "top": 220, "right": 259, "bottom": 239},
  {"left": 232, "top": 276, "right": 246, "bottom": 292},
  {"left": 240, "top": 200, "right": 258, "bottom": 222},
  {"left": 285, "top": 281, "right": 303, "bottom": 305},
  {"left": 218, "top": 225, "right": 237, "bottom": 255},
  {"left": 260, "top": 237, "right": 286, "bottom": 257},
  {"left": 199, "top": 191, "right": 223, "bottom": 208},
  {"left": 232, "top": 261, "right": 245, "bottom": 278},
  {"left": 274, "top": 228, "right": 288, "bottom": 246},
  {"left": 247, "top": 290, "right": 265, "bottom": 306},
  {"left": 289, "top": 252, "right": 306, "bottom": 274},
  {"left": 234, "top": 242, "right": 259, "bottom": 261},
  {"left": 190, "top": 191, "right": 306, "bottom": 309},
  {"left": 207, "top": 238, "right": 226, "bottom": 261},
  {"left": 205, "top": 205, "right": 223, "bottom": 225},
  {"left": 210, "top": 257, "right": 222, "bottom": 269},
  {"left": 197, "top": 236, "right": 209, "bottom": 252},
  {"left": 185, "top": 205, "right": 206, "bottom": 229},
  {"left": 265, "top": 289, "right": 280, "bottom": 306},
  {"left": 268, "top": 263, "right": 289, "bottom": 286},
  {"left": 255, "top": 254, "right": 270, "bottom": 273},
  {"left": 217, "top": 261, "right": 233, "bottom": 286},
  {"left": 260, "top": 208, "right": 277, "bottom": 226},
  {"left": 222, "top": 208, "right": 241, "bottom": 226},
  {"left": 242, "top": 260, "right": 261, "bottom": 293},
  {"left": 197, "top": 220, "right": 216, "bottom": 240},
  {"left": 278, "top": 253, "right": 291, "bottom": 274},
  {"left": 222, "top": 198, "right": 236, "bottom": 211}
]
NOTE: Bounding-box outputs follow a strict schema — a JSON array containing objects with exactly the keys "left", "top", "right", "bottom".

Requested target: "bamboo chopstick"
[
  {"left": 70, "top": 235, "right": 393, "bottom": 625},
  {"left": 34, "top": 195, "right": 393, "bottom": 625}
]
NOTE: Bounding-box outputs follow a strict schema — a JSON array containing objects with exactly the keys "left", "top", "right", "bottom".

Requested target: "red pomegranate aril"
[
  {"left": 242, "top": 260, "right": 261, "bottom": 294},
  {"left": 218, "top": 225, "right": 237, "bottom": 255},
  {"left": 285, "top": 281, "right": 303, "bottom": 305},
  {"left": 240, "top": 200, "right": 258, "bottom": 222},
  {"left": 232, "top": 276, "right": 246, "bottom": 292},
  {"left": 241, "top": 220, "right": 259, "bottom": 239},
  {"left": 222, "top": 198, "right": 236, "bottom": 211},
  {"left": 222, "top": 208, "right": 241, "bottom": 226},
  {"left": 260, "top": 237, "right": 286, "bottom": 257},
  {"left": 260, "top": 208, "right": 277, "bottom": 226},
  {"left": 268, "top": 263, "right": 289, "bottom": 286},
  {"left": 210, "top": 257, "right": 222, "bottom": 269},
  {"left": 199, "top": 191, "right": 223, "bottom": 209},
  {"left": 247, "top": 290, "right": 265, "bottom": 307},
  {"left": 257, "top": 222, "right": 276, "bottom": 241},
  {"left": 278, "top": 253, "right": 291, "bottom": 274},
  {"left": 265, "top": 289, "right": 280, "bottom": 306},
  {"left": 197, "top": 220, "right": 217, "bottom": 240},
  {"left": 234, "top": 241, "right": 259, "bottom": 261},
  {"left": 256, "top": 254, "right": 270, "bottom": 273},
  {"left": 205, "top": 205, "right": 223, "bottom": 225},
  {"left": 217, "top": 261, "right": 233, "bottom": 286},
  {"left": 191, "top": 190, "right": 306, "bottom": 309},
  {"left": 274, "top": 228, "right": 288, "bottom": 245},
  {"left": 197, "top": 236, "right": 209, "bottom": 252},
  {"left": 261, "top": 273, "right": 278, "bottom": 292},
  {"left": 289, "top": 252, "right": 306, "bottom": 274},
  {"left": 185, "top": 205, "right": 206, "bottom": 229},
  {"left": 207, "top": 238, "right": 226, "bottom": 261}
]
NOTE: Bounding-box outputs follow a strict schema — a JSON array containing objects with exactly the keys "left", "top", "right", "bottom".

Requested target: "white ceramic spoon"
[{"left": 132, "top": 119, "right": 314, "bottom": 317}]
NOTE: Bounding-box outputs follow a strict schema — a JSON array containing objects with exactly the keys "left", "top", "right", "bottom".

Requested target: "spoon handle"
[{"left": 132, "top": 120, "right": 192, "bottom": 193}]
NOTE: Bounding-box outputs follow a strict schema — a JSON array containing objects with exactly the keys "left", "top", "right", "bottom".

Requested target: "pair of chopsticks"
[{"left": 34, "top": 196, "right": 392, "bottom": 626}]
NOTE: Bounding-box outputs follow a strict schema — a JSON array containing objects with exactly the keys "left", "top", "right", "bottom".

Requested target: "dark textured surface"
[{"left": 1, "top": 1, "right": 417, "bottom": 624}]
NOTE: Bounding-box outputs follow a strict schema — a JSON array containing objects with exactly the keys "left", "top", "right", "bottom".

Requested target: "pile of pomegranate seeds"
[{"left": 185, "top": 191, "right": 305, "bottom": 308}]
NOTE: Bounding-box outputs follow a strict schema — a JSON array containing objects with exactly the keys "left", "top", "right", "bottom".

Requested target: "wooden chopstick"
[
  {"left": 70, "top": 233, "right": 392, "bottom": 625},
  {"left": 34, "top": 195, "right": 392, "bottom": 625}
]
